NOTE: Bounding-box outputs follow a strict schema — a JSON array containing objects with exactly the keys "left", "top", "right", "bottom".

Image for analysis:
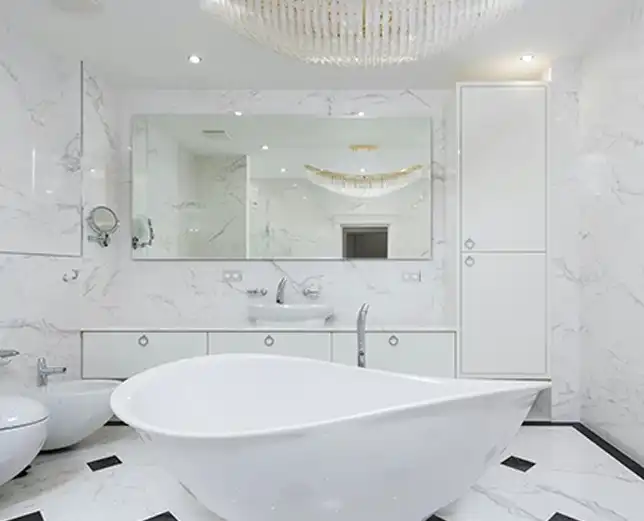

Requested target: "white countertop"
[{"left": 81, "top": 325, "right": 458, "bottom": 333}]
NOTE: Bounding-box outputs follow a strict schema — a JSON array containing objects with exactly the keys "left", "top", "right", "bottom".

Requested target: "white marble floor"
[{"left": 0, "top": 426, "right": 642, "bottom": 521}]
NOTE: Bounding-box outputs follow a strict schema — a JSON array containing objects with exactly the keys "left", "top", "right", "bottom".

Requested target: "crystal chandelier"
[
  {"left": 304, "top": 144, "right": 427, "bottom": 198},
  {"left": 200, "top": 0, "right": 522, "bottom": 66}
]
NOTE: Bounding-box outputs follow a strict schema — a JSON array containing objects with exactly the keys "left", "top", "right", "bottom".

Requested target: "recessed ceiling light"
[
  {"left": 357, "top": 111, "right": 365, "bottom": 117},
  {"left": 188, "top": 54, "right": 203, "bottom": 64},
  {"left": 261, "top": 144, "right": 269, "bottom": 150},
  {"left": 360, "top": 168, "right": 366, "bottom": 173},
  {"left": 520, "top": 54, "right": 535, "bottom": 63},
  {"left": 281, "top": 168, "right": 287, "bottom": 173},
  {"left": 234, "top": 111, "right": 243, "bottom": 116}
]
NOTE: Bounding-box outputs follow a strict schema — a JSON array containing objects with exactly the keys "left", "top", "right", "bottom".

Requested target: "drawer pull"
[
  {"left": 464, "top": 238, "right": 475, "bottom": 250},
  {"left": 465, "top": 256, "right": 475, "bottom": 267},
  {"left": 138, "top": 335, "right": 149, "bottom": 347},
  {"left": 264, "top": 335, "right": 275, "bottom": 347},
  {"left": 389, "top": 335, "right": 399, "bottom": 346}
]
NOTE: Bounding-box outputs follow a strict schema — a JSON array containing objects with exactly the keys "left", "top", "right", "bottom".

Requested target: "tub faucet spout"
[
  {"left": 357, "top": 303, "right": 370, "bottom": 368},
  {"left": 37, "top": 357, "right": 67, "bottom": 387},
  {"left": 276, "top": 277, "right": 288, "bottom": 304}
]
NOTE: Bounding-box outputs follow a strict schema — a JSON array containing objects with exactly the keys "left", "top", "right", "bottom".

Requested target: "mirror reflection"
[{"left": 131, "top": 115, "right": 432, "bottom": 260}]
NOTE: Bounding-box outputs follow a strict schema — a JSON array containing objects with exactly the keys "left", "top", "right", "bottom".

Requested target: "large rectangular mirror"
[{"left": 131, "top": 115, "right": 432, "bottom": 260}]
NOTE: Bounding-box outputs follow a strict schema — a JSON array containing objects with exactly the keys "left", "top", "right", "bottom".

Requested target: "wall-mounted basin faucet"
[
  {"left": 276, "top": 277, "right": 288, "bottom": 304},
  {"left": 37, "top": 357, "right": 67, "bottom": 387},
  {"left": 357, "top": 303, "right": 370, "bottom": 368}
]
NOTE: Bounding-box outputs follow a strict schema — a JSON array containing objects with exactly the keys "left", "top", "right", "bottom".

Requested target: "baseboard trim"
[{"left": 572, "top": 423, "right": 644, "bottom": 481}]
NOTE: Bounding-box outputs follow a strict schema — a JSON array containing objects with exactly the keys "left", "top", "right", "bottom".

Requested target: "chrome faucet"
[
  {"left": 37, "top": 357, "right": 67, "bottom": 387},
  {"left": 276, "top": 277, "right": 288, "bottom": 304},
  {"left": 357, "top": 303, "right": 370, "bottom": 368}
]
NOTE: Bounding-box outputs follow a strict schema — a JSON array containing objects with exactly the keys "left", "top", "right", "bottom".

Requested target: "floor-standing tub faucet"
[
  {"left": 37, "top": 357, "right": 67, "bottom": 387},
  {"left": 357, "top": 303, "right": 370, "bottom": 368},
  {"left": 276, "top": 277, "right": 288, "bottom": 304}
]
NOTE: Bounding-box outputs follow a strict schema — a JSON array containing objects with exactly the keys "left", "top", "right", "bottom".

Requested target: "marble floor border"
[{"left": 522, "top": 421, "right": 644, "bottom": 481}]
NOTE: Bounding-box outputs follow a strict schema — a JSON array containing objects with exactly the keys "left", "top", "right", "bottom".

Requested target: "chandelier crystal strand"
[{"left": 201, "top": 0, "right": 522, "bottom": 67}]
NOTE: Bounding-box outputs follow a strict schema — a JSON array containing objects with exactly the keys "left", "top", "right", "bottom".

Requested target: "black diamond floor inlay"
[
  {"left": 548, "top": 514, "right": 582, "bottom": 521},
  {"left": 501, "top": 455, "right": 536, "bottom": 472},
  {"left": 143, "top": 513, "right": 179, "bottom": 521},
  {"left": 86, "top": 455, "right": 122, "bottom": 472},
  {"left": 7, "top": 512, "right": 44, "bottom": 521}
]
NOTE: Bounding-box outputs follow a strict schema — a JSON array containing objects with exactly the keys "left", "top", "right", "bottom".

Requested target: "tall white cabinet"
[{"left": 458, "top": 83, "right": 548, "bottom": 378}]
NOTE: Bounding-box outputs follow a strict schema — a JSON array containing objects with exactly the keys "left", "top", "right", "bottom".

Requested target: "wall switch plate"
[
  {"left": 223, "top": 270, "right": 243, "bottom": 283},
  {"left": 402, "top": 271, "right": 422, "bottom": 283}
]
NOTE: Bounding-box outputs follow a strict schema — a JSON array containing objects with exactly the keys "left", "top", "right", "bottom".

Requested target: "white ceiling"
[{"left": 2, "top": 0, "right": 629, "bottom": 89}]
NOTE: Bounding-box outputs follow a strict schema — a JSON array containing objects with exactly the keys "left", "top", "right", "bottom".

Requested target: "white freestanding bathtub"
[{"left": 111, "top": 354, "right": 549, "bottom": 521}]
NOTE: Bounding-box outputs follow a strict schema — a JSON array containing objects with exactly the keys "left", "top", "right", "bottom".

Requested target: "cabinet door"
[
  {"left": 460, "top": 85, "right": 547, "bottom": 252},
  {"left": 209, "top": 332, "right": 331, "bottom": 362},
  {"left": 332, "top": 332, "right": 456, "bottom": 378},
  {"left": 460, "top": 253, "right": 547, "bottom": 377},
  {"left": 82, "top": 332, "right": 208, "bottom": 379}
]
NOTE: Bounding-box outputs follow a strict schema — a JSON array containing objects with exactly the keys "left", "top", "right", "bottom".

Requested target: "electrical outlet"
[
  {"left": 402, "top": 271, "right": 422, "bottom": 283},
  {"left": 223, "top": 270, "right": 243, "bottom": 283}
]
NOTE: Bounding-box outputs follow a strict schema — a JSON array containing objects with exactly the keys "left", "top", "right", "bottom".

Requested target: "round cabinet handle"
[
  {"left": 464, "top": 238, "right": 475, "bottom": 250},
  {"left": 389, "top": 335, "right": 399, "bottom": 346},
  {"left": 138, "top": 335, "right": 149, "bottom": 347},
  {"left": 465, "top": 256, "right": 475, "bottom": 267},
  {"left": 264, "top": 335, "right": 275, "bottom": 347}
]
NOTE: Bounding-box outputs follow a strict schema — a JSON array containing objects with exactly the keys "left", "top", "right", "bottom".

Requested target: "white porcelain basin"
[
  {"left": 248, "top": 303, "right": 333, "bottom": 327},
  {"left": 27, "top": 380, "right": 120, "bottom": 451},
  {"left": 0, "top": 396, "right": 48, "bottom": 486}
]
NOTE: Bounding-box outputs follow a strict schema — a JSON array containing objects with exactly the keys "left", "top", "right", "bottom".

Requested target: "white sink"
[{"left": 248, "top": 303, "right": 334, "bottom": 327}]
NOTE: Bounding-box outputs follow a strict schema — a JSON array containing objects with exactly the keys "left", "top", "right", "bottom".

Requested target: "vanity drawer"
[
  {"left": 82, "top": 332, "right": 208, "bottom": 379},
  {"left": 332, "top": 332, "right": 456, "bottom": 378},
  {"left": 209, "top": 332, "right": 331, "bottom": 362}
]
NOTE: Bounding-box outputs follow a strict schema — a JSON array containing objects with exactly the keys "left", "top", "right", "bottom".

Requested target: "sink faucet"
[
  {"left": 276, "top": 277, "right": 288, "bottom": 304},
  {"left": 37, "top": 357, "right": 67, "bottom": 387},
  {"left": 357, "top": 303, "right": 370, "bottom": 368}
]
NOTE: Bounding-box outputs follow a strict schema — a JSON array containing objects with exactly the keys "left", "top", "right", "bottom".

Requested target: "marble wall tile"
[
  {"left": 548, "top": 59, "right": 584, "bottom": 422},
  {"left": 77, "top": 85, "right": 454, "bottom": 330},
  {"left": 578, "top": 0, "right": 644, "bottom": 463},
  {"left": 0, "top": 21, "right": 81, "bottom": 256}
]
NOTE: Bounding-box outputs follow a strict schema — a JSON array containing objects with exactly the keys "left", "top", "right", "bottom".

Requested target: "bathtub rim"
[{"left": 111, "top": 353, "right": 550, "bottom": 441}]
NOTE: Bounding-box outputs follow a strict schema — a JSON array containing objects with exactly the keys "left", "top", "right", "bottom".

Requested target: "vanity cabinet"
[
  {"left": 458, "top": 82, "right": 549, "bottom": 379},
  {"left": 459, "top": 84, "right": 547, "bottom": 252},
  {"left": 332, "top": 332, "right": 456, "bottom": 378},
  {"left": 208, "top": 332, "right": 331, "bottom": 361},
  {"left": 81, "top": 332, "right": 207, "bottom": 379}
]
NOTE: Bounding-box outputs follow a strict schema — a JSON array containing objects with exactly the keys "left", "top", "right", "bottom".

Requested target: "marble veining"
[
  {"left": 578, "top": 0, "right": 644, "bottom": 464},
  {"left": 0, "top": 20, "right": 82, "bottom": 256}
]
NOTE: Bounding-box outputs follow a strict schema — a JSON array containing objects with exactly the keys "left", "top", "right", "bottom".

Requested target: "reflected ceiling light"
[
  {"left": 261, "top": 145, "right": 269, "bottom": 150},
  {"left": 357, "top": 112, "right": 365, "bottom": 117},
  {"left": 201, "top": 0, "right": 523, "bottom": 67},
  {"left": 281, "top": 168, "right": 287, "bottom": 173},
  {"left": 234, "top": 111, "right": 243, "bottom": 116},
  {"left": 188, "top": 54, "right": 203, "bottom": 64},
  {"left": 520, "top": 54, "right": 535, "bottom": 62}
]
